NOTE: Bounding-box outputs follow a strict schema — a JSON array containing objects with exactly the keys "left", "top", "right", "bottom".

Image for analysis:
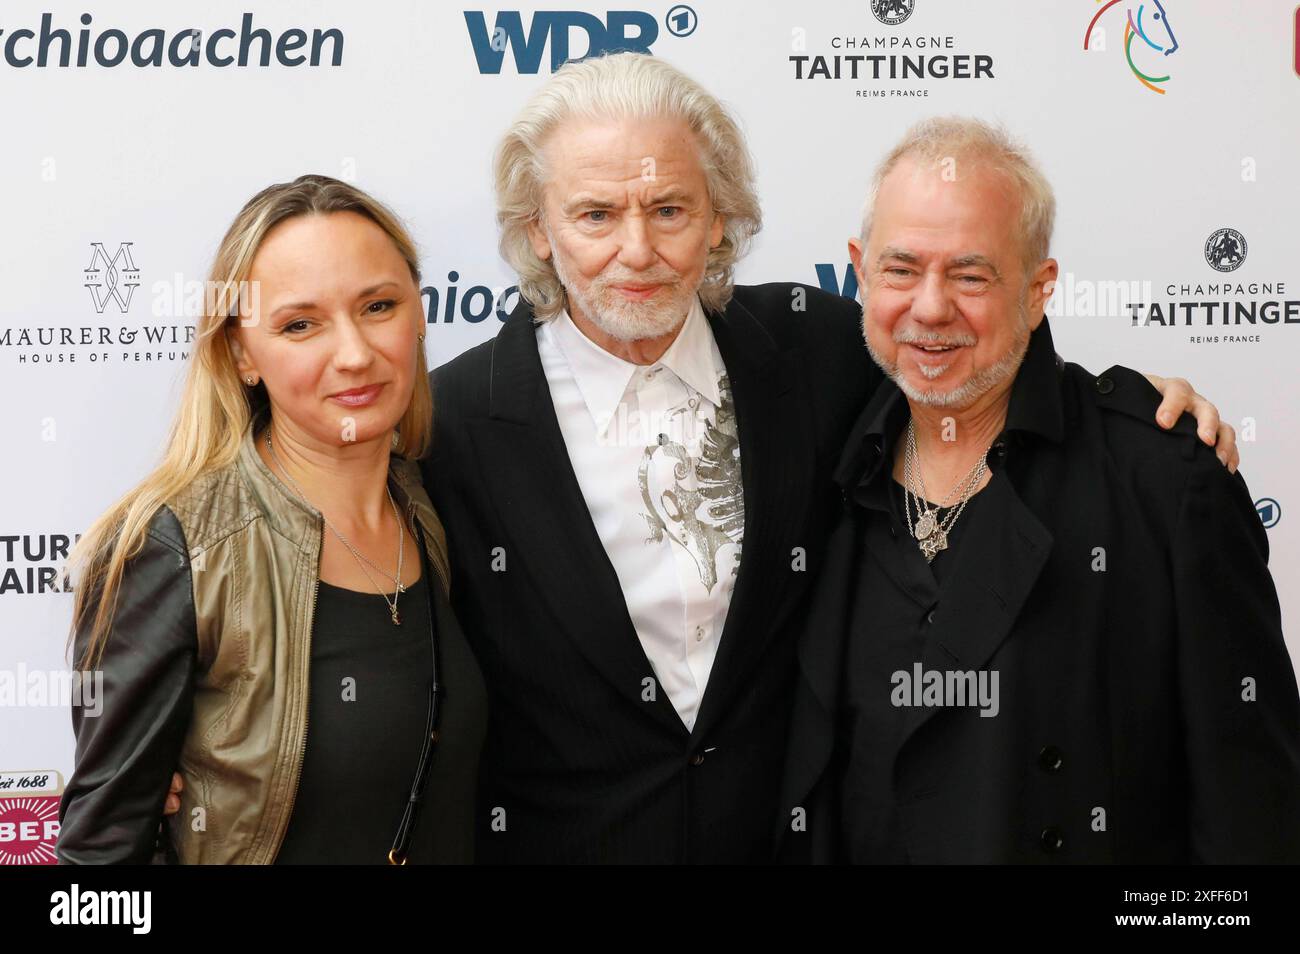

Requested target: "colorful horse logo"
[{"left": 1084, "top": 0, "right": 1180, "bottom": 94}]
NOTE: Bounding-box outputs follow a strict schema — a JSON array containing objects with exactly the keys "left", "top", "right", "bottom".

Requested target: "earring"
[
  {"left": 245, "top": 376, "right": 256, "bottom": 386},
  {"left": 418, "top": 333, "right": 425, "bottom": 342}
]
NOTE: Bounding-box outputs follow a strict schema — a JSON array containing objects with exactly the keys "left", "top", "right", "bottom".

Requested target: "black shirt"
[
  {"left": 886, "top": 476, "right": 982, "bottom": 586},
  {"left": 275, "top": 541, "right": 487, "bottom": 864},
  {"left": 838, "top": 413, "right": 990, "bottom": 864}
]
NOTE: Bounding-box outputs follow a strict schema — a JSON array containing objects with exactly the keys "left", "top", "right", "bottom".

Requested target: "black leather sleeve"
[{"left": 57, "top": 505, "right": 198, "bottom": 864}]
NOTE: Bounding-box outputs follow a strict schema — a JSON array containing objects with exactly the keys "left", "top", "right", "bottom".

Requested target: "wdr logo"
[{"left": 464, "top": 7, "right": 696, "bottom": 74}]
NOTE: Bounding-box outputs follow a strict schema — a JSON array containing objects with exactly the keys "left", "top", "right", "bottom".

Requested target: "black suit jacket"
[
  {"left": 424, "top": 283, "right": 881, "bottom": 863},
  {"left": 777, "top": 318, "right": 1300, "bottom": 864}
]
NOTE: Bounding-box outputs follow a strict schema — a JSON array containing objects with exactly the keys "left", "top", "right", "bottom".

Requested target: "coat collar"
[{"left": 832, "top": 315, "right": 1066, "bottom": 494}]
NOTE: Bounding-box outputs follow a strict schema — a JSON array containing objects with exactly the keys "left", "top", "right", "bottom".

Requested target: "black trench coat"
[{"left": 777, "top": 318, "right": 1300, "bottom": 864}]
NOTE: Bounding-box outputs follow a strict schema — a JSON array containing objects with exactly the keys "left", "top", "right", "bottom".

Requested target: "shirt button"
[
  {"left": 1038, "top": 745, "right": 1064, "bottom": 773},
  {"left": 694, "top": 625, "right": 705, "bottom": 642},
  {"left": 1039, "top": 827, "right": 1065, "bottom": 853}
]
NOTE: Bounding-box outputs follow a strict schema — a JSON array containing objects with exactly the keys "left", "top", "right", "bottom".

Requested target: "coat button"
[
  {"left": 430, "top": 729, "right": 440, "bottom": 744},
  {"left": 926, "top": 610, "right": 936, "bottom": 624},
  {"left": 690, "top": 753, "right": 705, "bottom": 766},
  {"left": 1037, "top": 745, "right": 1063, "bottom": 773},
  {"left": 992, "top": 440, "right": 1007, "bottom": 458},
  {"left": 1095, "top": 376, "right": 1115, "bottom": 395},
  {"left": 1040, "top": 827, "right": 1065, "bottom": 853}
]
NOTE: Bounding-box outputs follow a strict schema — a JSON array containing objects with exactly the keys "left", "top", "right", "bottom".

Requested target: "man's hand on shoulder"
[{"left": 1143, "top": 373, "right": 1239, "bottom": 473}]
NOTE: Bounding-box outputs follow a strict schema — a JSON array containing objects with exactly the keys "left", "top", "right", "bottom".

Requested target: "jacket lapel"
[
  {"left": 893, "top": 470, "right": 1054, "bottom": 755},
  {"left": 690, "top": 295, "right": 814, "bottom": 741},
  {"left": 466, "top": 306, "right": 688, "bottom": 737},
  {"left": 774, "top": 505, "right": 860, "bottom": 847}
]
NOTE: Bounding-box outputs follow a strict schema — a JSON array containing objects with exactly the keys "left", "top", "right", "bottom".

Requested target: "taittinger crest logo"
[
  {"left": 1205, "top": 228, "right": 1247, "bottom": 273},
  {"left": 871, "top": 0, "right": 915, "bottom": 26}
]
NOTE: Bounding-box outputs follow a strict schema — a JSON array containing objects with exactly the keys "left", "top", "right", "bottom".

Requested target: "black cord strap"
[{"left": 388, "top": 518, "right": 443, "bottom": 864}]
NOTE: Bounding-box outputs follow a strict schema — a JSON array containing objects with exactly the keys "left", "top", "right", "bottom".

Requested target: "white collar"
[{"left": 546, "top": 295, "right": 723, "bottom": 434}]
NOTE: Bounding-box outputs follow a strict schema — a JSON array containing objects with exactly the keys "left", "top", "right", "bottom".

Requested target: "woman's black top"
[{"left": 274, "top": 540, "right": 487, "bottom": 864}]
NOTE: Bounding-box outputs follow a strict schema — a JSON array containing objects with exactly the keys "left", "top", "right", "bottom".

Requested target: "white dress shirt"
[{"left": 536, "top": 296, "right": 744, "bottom": 731}]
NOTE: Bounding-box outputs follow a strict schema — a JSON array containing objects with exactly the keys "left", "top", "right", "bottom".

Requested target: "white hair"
[
  {"left": 859, "top": 116, "right": 1056, "bottom": 275},
  {"left": 493, "top": 52, "right": 762, "bottom": 320}
]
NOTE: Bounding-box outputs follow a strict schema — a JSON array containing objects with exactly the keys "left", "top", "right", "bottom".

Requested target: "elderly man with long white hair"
[{"left": 422, "top": 53, "right": 1236, "bottom": 864}]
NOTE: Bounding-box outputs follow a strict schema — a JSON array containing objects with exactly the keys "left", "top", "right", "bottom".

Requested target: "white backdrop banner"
[{"left": 2, "top": 0, "right": 1297, "bottom": 864}]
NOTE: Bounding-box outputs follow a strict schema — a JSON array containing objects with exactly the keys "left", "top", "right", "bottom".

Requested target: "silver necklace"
[
  {"left": 265, "top": 432, "right": 407, "bottom": 625},
  {"left": 903, "top": 419, "right": 989, "bottom": 564}
]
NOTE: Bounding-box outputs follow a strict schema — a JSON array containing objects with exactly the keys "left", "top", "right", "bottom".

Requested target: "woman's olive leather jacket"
[{"left": 57, "top": 418, "right": 451, "bottom": 863}]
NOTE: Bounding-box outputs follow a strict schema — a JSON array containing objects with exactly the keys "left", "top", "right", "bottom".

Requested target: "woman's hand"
[{"left": 164, "top": 772, "right": 183, "bottom": 815}]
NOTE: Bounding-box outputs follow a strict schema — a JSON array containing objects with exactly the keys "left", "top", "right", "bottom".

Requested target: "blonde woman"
[{"left": 57, "top": 175, "right": 487, "bottom": 864}]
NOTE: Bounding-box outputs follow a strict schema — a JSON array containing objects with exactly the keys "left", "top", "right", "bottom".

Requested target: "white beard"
[
  {"left": 864, "top": 304, "right": 1032, "bottom": 409},
  {"left": 549, "top": 233, "right": 699, "bottom": 342}
]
